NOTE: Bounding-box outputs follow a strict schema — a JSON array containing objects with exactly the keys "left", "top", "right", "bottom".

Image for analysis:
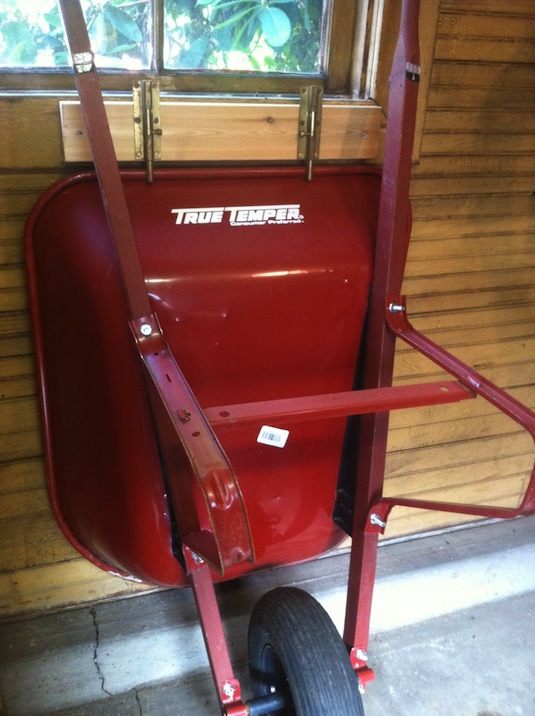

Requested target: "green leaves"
[
  {"left": 179, "top": 35, "right": 210, "bottom": 68},
  {"left": 104, "top": 5, "right": 143, "bottom": 44},
  {"left": 0, "top": 0, "right": 324, "bottom": 74},
  {"left": 0, "top": 0, "right": 151, "bottom": 68},
  {"left": 165, "top": 0, "right": 323, "bottom": 71},
  {"left": 258, "top": 6, "right": 291, "bottom": 48},
  {"left": 89, "top": 1, "right": 147, "bottom": 62},
  {"left": 0, "top": 20, "right": 35, "bottom": 64}
]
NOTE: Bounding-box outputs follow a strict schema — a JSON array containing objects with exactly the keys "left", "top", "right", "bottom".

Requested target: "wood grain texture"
[
  {"left": 60, "top": 100, "right": 383, "bottom": 163},
  {"left": 385, "top": 0, "right": 535, "bottom": 539}
]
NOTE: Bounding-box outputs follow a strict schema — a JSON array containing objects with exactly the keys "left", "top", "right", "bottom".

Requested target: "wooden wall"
[
  {"left": 1, "top": 0, "right": 534, "bottom": 616},
  {"left": 386, "top": 0, "right": 535, "bottom": 534}
]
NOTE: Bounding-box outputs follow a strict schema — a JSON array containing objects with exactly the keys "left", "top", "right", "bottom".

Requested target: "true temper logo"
[{"left": 171, "top": 204, "right": 304, "bottom": 227}]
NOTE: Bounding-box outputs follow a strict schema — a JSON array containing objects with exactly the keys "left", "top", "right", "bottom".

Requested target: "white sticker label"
[{"left": 257, "top": 425, "right": 290, "bottom": 449}]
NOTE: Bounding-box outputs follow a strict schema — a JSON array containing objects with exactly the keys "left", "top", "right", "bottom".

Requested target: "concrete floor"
[{"left": 1, "top": 516, "right": 534, "bottom": 715}]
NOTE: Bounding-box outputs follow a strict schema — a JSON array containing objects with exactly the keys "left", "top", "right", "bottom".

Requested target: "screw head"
[
  {"left": 388, "top": 302, "right": 405, "bottom": 314},
  {"left": 356, "top": 648, "right": 368, "bottom": 662},
  {"left": 370, "top": 513, "right": 386, "bottom": 529},
  {"left": 140, "top": 323, "right": 152, "bottom": 336},
  {"left": 222, "top": 681, "right": 236, "bottom": 698}
]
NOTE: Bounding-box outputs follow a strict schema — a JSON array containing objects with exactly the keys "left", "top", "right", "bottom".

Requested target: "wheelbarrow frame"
[{"left": 38, "top": 0, "right": 535, "bottom": 712}]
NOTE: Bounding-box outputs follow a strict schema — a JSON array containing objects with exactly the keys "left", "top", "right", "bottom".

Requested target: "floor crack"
[
  {"left": 134, "top": 688, "right": 143, "bottom": 716},
  {"left": 90, "top": 606, "right": 112, "bottom": 697}
]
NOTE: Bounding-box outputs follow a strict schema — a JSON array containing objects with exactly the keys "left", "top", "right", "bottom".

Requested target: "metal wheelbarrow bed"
[{"left": 26, "top": 166, "right": 380, "bottom": 587}]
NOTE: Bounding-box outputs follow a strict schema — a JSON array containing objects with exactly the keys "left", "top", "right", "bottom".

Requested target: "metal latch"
[
  {"left": 297, "top": 85, "right": 323, "bottom": 181},
  {"left": 133, "top": 80, "right": 162, "bottom": 183}
]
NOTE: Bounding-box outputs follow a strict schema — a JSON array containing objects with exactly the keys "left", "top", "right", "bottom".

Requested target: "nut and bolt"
[
  {"left": 387, "top": 302, "right": 405, "bottom": 314},
  {"left": 370, "top": 513, "right": 386, "bottom": 529},
  {"left": 139, "top": 323, "right": 153, "bottom": 336},
  {"left": 356, "top": 649, "right": 368, "bottom": 662},
  {"left": 222, "top": 681, "right": 236, "bottom": 699}
]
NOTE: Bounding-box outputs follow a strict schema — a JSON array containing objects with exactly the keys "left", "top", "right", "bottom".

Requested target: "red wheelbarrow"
[{"left": 25, "top": 1, "right": 535, "bottom": 714}]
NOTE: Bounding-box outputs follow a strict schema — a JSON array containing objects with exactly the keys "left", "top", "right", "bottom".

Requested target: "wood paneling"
[
  {"left": 0, "top": 0, "right": 534, "bottom": 616},
  {"left": 382, "top": 0, "right": 535, "bottom": 538}
]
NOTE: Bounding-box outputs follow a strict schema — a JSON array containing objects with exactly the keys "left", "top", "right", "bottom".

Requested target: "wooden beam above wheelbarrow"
[{"left": 60, "top": 98, "right": 383, "bottom": 164}]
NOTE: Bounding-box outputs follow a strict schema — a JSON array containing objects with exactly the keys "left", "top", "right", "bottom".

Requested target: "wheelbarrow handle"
[
  {"left": 58, "top": 0, "right": 254, "bottom": 574},
  {"left": 58, "top": 0, "right": 151, "bottom": 321}
]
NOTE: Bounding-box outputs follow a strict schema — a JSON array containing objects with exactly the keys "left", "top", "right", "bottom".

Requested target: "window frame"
[
  {"left": 0, "top": 0, "right": 440, "bottom": 167},
  {"left": 0, "top": 0, "right": 371, "bottom": 96}
]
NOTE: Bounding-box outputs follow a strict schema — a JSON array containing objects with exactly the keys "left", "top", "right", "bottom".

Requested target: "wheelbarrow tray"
[{"left": 26, "top": 165, "right": 381, "bottom": 587}]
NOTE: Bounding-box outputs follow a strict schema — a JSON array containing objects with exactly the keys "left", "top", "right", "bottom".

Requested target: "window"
[
  {"left": 0, "top": 0, "right": 367, "bottom": 95},
  {"left": 163, "top": 0, "right": 326, "bottom": 74},
  {"left": 0, "top": 0, "right": 325, "bottom": 73}
]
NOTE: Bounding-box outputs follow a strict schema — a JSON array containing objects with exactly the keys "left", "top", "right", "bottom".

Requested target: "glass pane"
[
  {"left": 0, "top": 0, "right": 152, "bottom": 69},
  {"left": 164, "top": 0, "right": 327, "bottom": 74}
]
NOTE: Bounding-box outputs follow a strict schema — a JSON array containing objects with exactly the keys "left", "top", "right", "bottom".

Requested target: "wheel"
[{"left": 248, "top": 587, "right": 365, "bottom": 716}]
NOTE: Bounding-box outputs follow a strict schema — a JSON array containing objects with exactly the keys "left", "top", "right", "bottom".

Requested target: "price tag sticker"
[{"left": 257, "top": 425, "right": 290, "bottom": 449}]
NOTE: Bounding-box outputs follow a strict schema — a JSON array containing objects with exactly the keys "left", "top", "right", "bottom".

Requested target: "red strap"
[{"left": 58, "top": 0, "right": 151, "bottom": 320}]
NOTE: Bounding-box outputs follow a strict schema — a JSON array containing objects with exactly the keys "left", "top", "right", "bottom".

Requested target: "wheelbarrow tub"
[{"left": 26, "top": 166, "right": 379, "bottom": 586}]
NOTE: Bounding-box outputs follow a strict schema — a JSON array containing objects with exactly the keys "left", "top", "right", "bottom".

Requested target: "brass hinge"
[
  {"left": 133, "top": 80, "right": 162, "bottom": 184},
  {"left": 297, "top": 85, "right": 323, "bottom": 181}
]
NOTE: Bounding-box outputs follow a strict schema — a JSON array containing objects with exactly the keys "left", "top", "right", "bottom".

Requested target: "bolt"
[
  {"left": 356, "top": 649, "right": 368, "bottom": 662},
  {"left": 370, "top": 513, "right": 386, "bottom": 529},
  {"left": 177, "top": 409, "right": 191, "bottom": 423},
  {"left": 190, "top": 551, "right": 204, "bottom": 565},
  {"left": 139, "top": 323, "right": 152, "bottom": 336},
  {"left": 388, "top": 302, "right": 405, "bottom": 314},
  {"left": 222, "top": 681, "right": 236, "bottom": 699}
]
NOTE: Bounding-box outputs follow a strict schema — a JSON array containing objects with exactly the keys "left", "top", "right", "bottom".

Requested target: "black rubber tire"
[{"left": 248, "top": 587, "right": 365, "bottom": 716}]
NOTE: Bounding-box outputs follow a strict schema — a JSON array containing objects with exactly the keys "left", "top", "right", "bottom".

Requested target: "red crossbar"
[{"left": 204, "top": 380, "right": 474, "bottom": 429}]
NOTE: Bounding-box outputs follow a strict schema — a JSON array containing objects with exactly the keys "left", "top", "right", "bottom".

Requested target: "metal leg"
[
  {"left": 185, "top": 548, "right": 248, "bottom": 715},
  {"left": 343, "top": 413, "right": 389, "bottom": 681},
  {"left": 343, "top": 0, "right": 421, "bottom": 680}
]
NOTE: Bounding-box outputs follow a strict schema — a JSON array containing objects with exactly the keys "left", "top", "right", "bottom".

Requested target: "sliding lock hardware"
[
  {"left": 133, "top": 80, "right": 162, "bottom": 184},
  {"left": 297, "top": 85, "right": 323, "bottom": 182}
]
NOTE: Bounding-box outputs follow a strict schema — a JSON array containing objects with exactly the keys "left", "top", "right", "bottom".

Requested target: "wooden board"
[{"left": 60, "top": 100, "right": 383, "bottom": 163}]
